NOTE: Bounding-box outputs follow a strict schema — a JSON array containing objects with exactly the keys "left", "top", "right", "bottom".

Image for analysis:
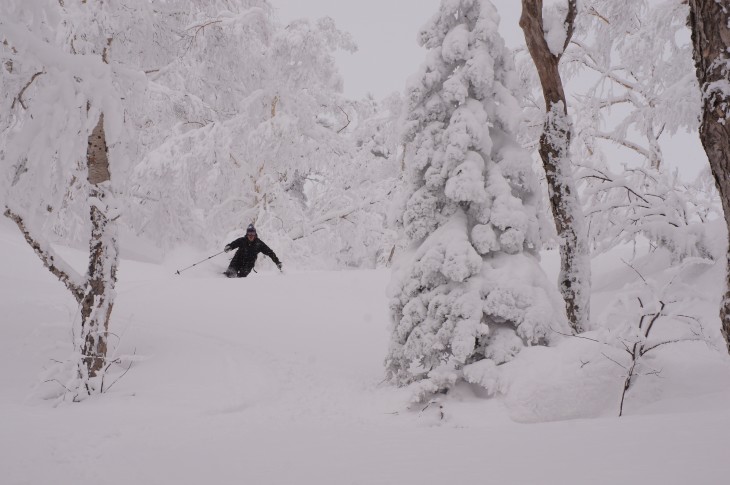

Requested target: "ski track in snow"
[{"left": 2, "top": 219, "right": 730, "bottom": 484}]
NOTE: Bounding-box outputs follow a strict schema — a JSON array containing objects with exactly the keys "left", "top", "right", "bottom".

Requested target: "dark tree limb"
[
  {"left": 562, "top": 0, "right": 577, "bottom": 53},
  {"left": 520, "top": 0, "right": 576, "bottom": 106},
  {"left": 640, "top": 338, "right": 705, "bottom": 356}
]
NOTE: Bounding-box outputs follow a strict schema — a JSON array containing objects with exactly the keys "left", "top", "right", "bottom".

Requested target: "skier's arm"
[
  {"left": 225, "top": 237, "right": 245, "bottom": 251},
  {"left": 258, "top": 241, "right": 281, "bottom": 266}
]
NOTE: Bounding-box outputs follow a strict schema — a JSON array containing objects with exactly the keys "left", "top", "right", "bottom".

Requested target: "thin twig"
[
  {"left": 337, "top": 106, "right": 351, "bottom": 134},
  {"left": 621, "top": 259, "right": 648, "bottom": 284},
  {"left": 642, "top": 369, "right": 663, "bottom": 377},
  {"left": 12, "top": 71, "right": 43, "bottom": 110},
  {"left": 549, "top": 326, "right": 599, "bottom": 342},
  {"left": 640, "top": 338, "right": 705, "bottom": 356},
  {"left": 187, "top": 19, "right": 223, "bottom": 37},
  {"left": 588, "top": 6, "right": 610, "bottom": 24},
  {"left": 643, "top": 301, "right": 666, "bottom": 338},
  {"left": 103, "top": 349, "right": 137, "bottom": 394},
  {"left": 601, "top": 352, "right": 627, "bottom": 370},
  {"left": 44, "top": 379, "right": 73, "bottom": 394}
]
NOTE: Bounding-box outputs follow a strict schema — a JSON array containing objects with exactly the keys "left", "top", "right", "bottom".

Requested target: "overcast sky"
[{"left": 272, "top": 0, "right": 523, "bottom": 100}]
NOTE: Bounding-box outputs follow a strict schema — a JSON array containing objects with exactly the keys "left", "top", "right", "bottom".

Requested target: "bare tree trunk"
[
  {"left": 520, "top": 0, "right": 590, "bottom": 333},
  {"left": 688, "top": 0, "right": 730, "bottom": 354},
  {"left": 80, "top": 113, "right": 119, "bottom": 383},
  {"left": 4, "top": 113, "right": 119, "bottom": 394}
]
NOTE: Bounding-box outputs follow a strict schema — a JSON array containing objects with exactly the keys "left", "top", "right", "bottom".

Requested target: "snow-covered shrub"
[
  {"left": 592, "top": 255, "right": 720, "bottom": 415},
  {"left": 385, "top": 0, "right": 568, "bottom": 398},
  {"left": 577, "top": 162, "right": 721, "bottom": 262},
  {"left": 567, "top": 0, "right": 720, "bottom": 262}
]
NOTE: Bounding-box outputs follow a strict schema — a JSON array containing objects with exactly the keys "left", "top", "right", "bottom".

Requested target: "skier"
[{"left": 223, "top": 224, "right": 282, "bottom": 278}]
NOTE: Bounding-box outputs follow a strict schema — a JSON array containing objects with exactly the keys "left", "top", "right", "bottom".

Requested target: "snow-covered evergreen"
[{"left": 385, "top": 0, "right": 567, "bottom": 397}]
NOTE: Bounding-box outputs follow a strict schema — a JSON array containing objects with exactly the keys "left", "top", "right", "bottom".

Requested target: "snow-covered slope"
[{"left": 2, "top": 218, "right": 730, "bottom": 484}]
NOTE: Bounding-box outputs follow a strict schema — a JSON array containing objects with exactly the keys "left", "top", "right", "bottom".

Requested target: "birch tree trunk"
[
  {"left": 4, "top": 112, "right": 119, "bottom": 395},
  {"left": 520, "top": 0, "right": 591, "bottom": 333},
  {"left": 80, "top": 113, "right": 119, "bottom": 383},
  {"left": 688, "top": 0, "right": 730, "bottom": 353}
]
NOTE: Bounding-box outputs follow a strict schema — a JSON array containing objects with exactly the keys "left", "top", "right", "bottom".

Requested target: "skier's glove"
[
  {"left": 276, "top": 262, "right": 283, "bottom": 271},
  {"left": 224, "top": 244, "right": 232, "bottom": 252}
]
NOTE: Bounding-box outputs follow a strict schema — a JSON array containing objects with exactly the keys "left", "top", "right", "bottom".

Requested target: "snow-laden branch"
[
  {"left": 289, "top": 186, "right": 394, "bottom": 241},
  {"left": 573, "top": 92, "right": 635, "bottom": 111},
  {"left": 593, "top": 131, "right": 654, "bottom": 160},
  {"left": 1, "top": 20, "right": 110, "bottom": 81},
  {"left": 4, "top": 208, "right": 85, "bottom": 302},
  {"left": 569, "top": 39, "right": 645, "bottom": 94}
]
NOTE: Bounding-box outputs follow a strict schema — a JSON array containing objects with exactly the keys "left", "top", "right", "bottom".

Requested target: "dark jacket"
[{"left": 226, "top": 236, "right": 280, "bottom": 271}]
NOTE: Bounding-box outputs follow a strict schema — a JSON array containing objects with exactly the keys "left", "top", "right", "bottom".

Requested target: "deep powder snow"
[{"left": 1, "top": 218, "right": 729, "bottom": 484}]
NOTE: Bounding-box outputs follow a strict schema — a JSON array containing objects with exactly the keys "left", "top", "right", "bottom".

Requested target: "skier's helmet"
[{"left": 246, "top": 224, "right": 256, "bottom": 235}]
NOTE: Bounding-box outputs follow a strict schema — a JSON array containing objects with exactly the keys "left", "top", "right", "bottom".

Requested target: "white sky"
[
  {"left": 270, "top": 0, "right": 706, "bottom": 179},
  {"left": 271, "top": 0, "right": 523, "bottom": 99}
]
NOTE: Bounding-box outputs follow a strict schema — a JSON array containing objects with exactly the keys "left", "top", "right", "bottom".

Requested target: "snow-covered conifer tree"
[{"left": 386, "top": 0, "right": 567, "bottom": 397}]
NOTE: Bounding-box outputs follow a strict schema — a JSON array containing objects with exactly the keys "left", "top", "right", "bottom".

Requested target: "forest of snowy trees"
[
  {"left": 381, "top": 0, "right": 730, "bottom": 406},
  {"left": 1, "top": 0, "right": 729, "bottom": 415}
]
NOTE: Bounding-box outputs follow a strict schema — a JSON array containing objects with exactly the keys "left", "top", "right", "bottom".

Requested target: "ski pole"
[{"left": 175, "top": 250, "right": 226, "bottom": 275}]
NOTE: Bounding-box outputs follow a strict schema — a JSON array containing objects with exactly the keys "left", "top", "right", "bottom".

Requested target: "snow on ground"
[{"left": 2, "top": 217, "right": 730, "bottom": 484}]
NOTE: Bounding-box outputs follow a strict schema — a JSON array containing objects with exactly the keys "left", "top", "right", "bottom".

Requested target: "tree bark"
[
  {"left": 80, "top": 113, "right": 119, "bottom": 381},
  {"left": 3, "top": 208, "right": 86, "bottom": 302},
  {"left": 271, "top": 95, "right": 279, "bottom": 118},
  {"left": 5, "top": 114, "right": 119, "bottom": 391},
  {"left": 520, "top": 0, "right": 590, "bottom": 332},
  {"left": 688, "top": 0, "right": 730, "bottom": 353}
]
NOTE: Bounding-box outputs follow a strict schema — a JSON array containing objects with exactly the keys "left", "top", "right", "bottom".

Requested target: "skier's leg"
[
  {"left": 225, "top": 249, "right": 245, "bottom": 277},
  {"left": 237, "top": 264, "right": 254, "bottom": 278}
]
